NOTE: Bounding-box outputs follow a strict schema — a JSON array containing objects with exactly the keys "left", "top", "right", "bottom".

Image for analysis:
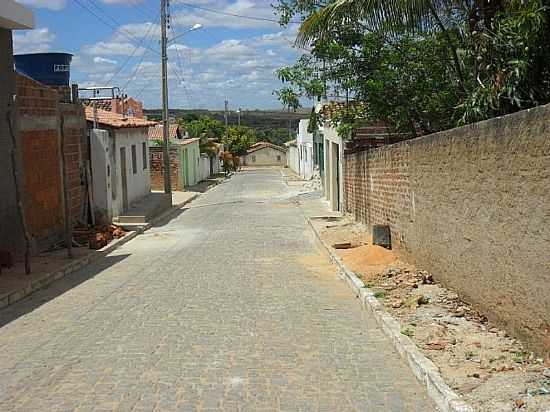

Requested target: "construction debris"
[{"left": 88, "top": 224, "right": 126, "bottom": 250}]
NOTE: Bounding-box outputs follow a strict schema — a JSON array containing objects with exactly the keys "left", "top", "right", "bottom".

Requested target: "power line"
[
  {"left": 71, "top": 0, "right": 160, "bottom": 55},
  {"left": 106, "top": 15, "right": 159, "bottom": 88},
  {"left": 176, "top": 2, "right": 301, "bottom": 25}
]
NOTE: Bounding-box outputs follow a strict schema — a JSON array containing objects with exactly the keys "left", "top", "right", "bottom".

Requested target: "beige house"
[{"left": 241, "top": 141, "right": 286, "bottom": 166}]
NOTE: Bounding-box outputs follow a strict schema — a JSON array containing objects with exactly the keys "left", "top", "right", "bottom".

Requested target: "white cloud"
[
  {"left": 83, "top": 41, "right": 147, "bottom": 56},
  {"left": 99, "top": 0, "right": 145, "bottom": 4},
  {"left": 17, "top": 0, "right": 66, "bottom": 10},
  {"left": 13, "top": 28, "right": 56, "bottom": 54},
  {"left": 171, "top": 0, "right": 281, "bottom": 30},
  {"left": 93, "top": 56, "right": 118, "bottom": 64}
]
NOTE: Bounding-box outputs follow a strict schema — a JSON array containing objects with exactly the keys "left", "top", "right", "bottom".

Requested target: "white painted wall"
[
  {"left": 321, "top": 122, "right": 344, "bottom": 212},
  {"left": 287, "top": 144, "right": 299, "bottom": 174},
  {"left": 297, "top": 119, "right": 314, "bottom": 180},
  {"left": 90, "top": 129, "right": 113, "bottom": 222},
  {"left": 199, "top": 154, "right": 210, "bottom": 182},
  {"left": 112, "top": 127, "right": 151, "bottom": 217}
]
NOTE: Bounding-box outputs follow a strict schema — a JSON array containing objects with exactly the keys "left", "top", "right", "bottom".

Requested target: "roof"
[
  {"left": 1, "top": 0, "right": 34, "bottom": 29},
  {"left": 319, "top": 100, "right": 367, "bottom": 118},
  {"left": 174, "top": 138, "right": 200, "bottom": 146},
  {"left": 148, "top": 124, "right": 181, "bottom": 140},
  {"left": 246, "top": 141, "right": 286, "bottom": 154},
  {"left": 284, "top": 139, "right": 297, "bottom": 147},
  {"left": 84, "top": 106, "right": 156, "bottom": 129}
]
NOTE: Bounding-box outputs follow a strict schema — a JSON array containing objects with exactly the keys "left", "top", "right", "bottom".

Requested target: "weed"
[{"left": 401, "top": 328, "right": 415, "bottom": 338}]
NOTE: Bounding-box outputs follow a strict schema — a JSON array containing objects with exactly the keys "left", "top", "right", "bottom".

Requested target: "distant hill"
[{"left": 143, "top": 108, "right": 310, "bottom": 131}]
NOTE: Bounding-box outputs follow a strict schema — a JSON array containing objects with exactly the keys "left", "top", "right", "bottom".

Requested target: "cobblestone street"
[{"left": 0, "top": 169, "right": 433, "bottom": 411}]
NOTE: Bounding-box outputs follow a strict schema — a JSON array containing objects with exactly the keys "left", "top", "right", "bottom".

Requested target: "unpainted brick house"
[{"left": 1, "top": 0, "right": 93, "bottom": 256}]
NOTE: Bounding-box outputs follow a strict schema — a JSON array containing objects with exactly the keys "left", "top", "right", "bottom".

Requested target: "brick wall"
[
  {"left": 16, "top": 74, "right": 87, "bottom": 252},
  {"left": 149, "top": 145, "right": 182, "bottom": 191},
  {"left": 343, "top": 104, "right": 550, "bottom": 356}
]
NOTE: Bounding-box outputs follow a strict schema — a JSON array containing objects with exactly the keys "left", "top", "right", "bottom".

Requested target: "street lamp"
[{"left": 168, "top": 23, "right": 203, "bottom": 43}]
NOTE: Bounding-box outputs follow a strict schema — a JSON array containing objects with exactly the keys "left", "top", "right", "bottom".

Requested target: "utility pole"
[
  {"left": 237, "top": 107, "right": 241, "bottom": 126},
  {"left": 161, "top": 0, "right": 171, "bottom": 194},
  {"left": 224, "top": 98, "right": 229, "bottom": 137}
]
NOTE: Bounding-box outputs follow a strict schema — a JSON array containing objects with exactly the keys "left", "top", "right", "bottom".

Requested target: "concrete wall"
[
  {"left": 0, "top": 28, "right": 25, "bottom": 255},
  {"left": 182, "top": 140, "right": 200, "bottom": 186},
  {"left": 243, "top": 147, "right": 286, "bottom": 166},
  {"left": 343, "top": 104, "right": 550, "bottom": 356}
]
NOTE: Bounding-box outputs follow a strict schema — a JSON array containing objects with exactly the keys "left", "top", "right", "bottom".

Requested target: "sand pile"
[{"left": 336, "top": 244, "right": 397, "bottom": 275}]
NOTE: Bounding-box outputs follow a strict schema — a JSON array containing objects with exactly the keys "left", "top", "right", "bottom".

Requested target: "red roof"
[
  {"left": 148, "top": 124, "right": 181, "bottom": 140},
  {"left": 84, "top": 106, "right": 156, "bottom": 129}
]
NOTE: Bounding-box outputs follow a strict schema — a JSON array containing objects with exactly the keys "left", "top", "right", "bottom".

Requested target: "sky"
[{"left": 13, "top": 0, "right": 303, "bottom": 110}]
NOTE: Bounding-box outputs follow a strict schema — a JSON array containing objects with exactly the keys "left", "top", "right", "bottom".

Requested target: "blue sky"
[{"left": 13, "top": 0, "right": 302, "bottom": 110}]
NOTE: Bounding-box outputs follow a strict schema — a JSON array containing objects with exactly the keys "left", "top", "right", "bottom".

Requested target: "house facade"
[
  {"left": 149, "top": 138, "right": 201, "bottom": 191},
  {"left": 86, "top": 106, "right": 156, "bottom": 222},
  {"left": 241, "top": 141, "right": 286, "bottom": 167}
]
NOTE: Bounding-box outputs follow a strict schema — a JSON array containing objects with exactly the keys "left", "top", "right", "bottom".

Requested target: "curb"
[
  {"left": 0, "top": 192, "right": 203, "bottom": 311},
  {"left": 307, "top": 218, "right": 474, "bottom": 412}
]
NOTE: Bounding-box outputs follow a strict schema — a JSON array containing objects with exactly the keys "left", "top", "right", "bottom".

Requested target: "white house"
[
  {"left": 86, "top": 106, "right": 157, "bottom": 222},
  {"left": 241, "top": 141, "right": 286, "bottom": 167},
  {"left": 316, "top": 102, "right": 345, "bottom": 212},
  {"left": 297, "top": 119, "right": 314, "bottom": 180}
]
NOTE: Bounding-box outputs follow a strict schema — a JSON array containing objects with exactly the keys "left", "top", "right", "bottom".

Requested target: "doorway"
[{"left": 119, "top": 147, "right": 129, "bottom": 211}]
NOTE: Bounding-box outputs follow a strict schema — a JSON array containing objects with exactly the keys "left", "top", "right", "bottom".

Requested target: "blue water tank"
[{"left": 14, "top": 53, "right": 73, "bottom": 86}]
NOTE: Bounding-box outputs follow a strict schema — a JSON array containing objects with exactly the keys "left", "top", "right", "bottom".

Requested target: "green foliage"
[
  {"left": 459, "top": 0, "right": 550, "bottom": 123},
  {"left": 274, "top": 87, "right": 302, "bottom": 112},
  {"left": 222, "top": 126, "right": 257, "bottom": 156},
  {"left": 179, "top": 116, "right": 224, "bottom": 140},
  {"left": 256, "top": 128, "right": 294, "bottom": 146},
  {"left": 275, "top": 0, "right": 550, "bottom": 135}
]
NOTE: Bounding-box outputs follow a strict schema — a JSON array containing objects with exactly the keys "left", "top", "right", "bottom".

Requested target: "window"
[
  {"left": 252, "top": 155, "right": 256, "bottom": 162},
  {"left": 277, "top": 155, "right": 281, "bottom": 162},
  {"left": 131, "top": 144, "right": 137, "bottom": 174},
  {"left": 142, "top": 142, "right": 147, "bottom": 169}
]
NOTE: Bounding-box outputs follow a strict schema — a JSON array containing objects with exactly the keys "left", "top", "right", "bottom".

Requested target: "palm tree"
[{"left": 296, "top": 0, "right": 508, "bottom": 92}]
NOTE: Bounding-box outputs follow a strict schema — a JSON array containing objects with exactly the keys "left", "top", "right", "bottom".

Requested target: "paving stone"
[{"left": 0, "top": 169, "right": 434, "bottom": 411}]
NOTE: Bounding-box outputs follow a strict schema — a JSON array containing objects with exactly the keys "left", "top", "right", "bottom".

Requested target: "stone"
[
  {"left": 543, "top": 368, "right": 550, "bottom": 378},
  {"left": 514, "top": 399, "right": 525, "bottom": 409}
]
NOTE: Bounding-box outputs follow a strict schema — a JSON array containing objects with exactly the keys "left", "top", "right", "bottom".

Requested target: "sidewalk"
[{"left": 0, "top": 175, "right": 227, "bottom": 310}]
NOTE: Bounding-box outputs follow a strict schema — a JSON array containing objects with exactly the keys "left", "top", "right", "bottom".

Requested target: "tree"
[
  {"left": 222, "top": 126, "right": 256, "bottom": 156},
  {"left": 275, "top": 0, "right": 550, "bottom": 133}
]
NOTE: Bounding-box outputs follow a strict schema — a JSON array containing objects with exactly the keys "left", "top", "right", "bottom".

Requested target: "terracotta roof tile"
[
  {"left": 84, "top": 106, "right": 156, "bottom": 129},
  {"left": 148, "top": 124, "right": 180, "bottom": 140}
]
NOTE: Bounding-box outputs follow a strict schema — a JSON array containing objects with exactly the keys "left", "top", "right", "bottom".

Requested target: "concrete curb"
[
  {"left": 0, "top": 192, "right": 203, "bottom": 310},
  {"left": 307, "top": 218, "right": 474, "bottom": 412}
]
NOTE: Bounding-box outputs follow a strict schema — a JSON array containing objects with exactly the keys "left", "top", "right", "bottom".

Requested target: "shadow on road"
[{"left": 0, "top": 254, "right": 130, "bottom": 329}]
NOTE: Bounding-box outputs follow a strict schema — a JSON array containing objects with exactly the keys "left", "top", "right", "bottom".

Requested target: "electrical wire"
[
  {"left": 105, "top": 15, "right": 160, "bottom": 88},
  {"left": 176, "top": 2, "right": 301, "bottom": 25},
  {"left": 72, "top": 0, "right": 160, "bottom": 55}
]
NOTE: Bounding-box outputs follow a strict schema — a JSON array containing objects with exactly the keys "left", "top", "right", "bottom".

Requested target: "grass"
[
  {"left": 401, "top": 328, "right": 415, "bottom": 338},
  {"left": 374, "top": 291, "right": 386, "bottom": 299}
]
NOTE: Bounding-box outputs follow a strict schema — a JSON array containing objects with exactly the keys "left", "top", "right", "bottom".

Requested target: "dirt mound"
[{"left": 336, "top": 244, "right": 397, "bottom": 274}]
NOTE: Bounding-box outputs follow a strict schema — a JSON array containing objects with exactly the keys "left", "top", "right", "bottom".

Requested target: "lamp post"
[{"left": 160, "top": 11, "right": 203, "bottom": 194}]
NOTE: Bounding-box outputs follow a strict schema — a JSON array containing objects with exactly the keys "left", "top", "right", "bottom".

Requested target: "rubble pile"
[{"left": 88, "top": 224, "right": 126, "bottom": 250}]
